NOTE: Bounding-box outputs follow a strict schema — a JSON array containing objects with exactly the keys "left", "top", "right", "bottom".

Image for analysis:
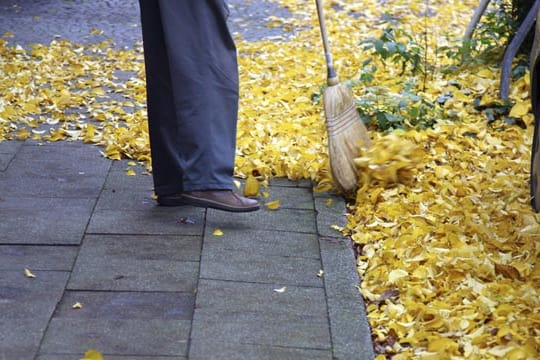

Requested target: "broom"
[{"left": 315, "top": 0, "right": 372, "bottom": 193}]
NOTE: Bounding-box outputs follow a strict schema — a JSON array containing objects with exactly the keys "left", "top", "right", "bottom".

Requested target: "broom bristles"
[{"left": 324, "top": 82, "right": 372, "bottom": 193}]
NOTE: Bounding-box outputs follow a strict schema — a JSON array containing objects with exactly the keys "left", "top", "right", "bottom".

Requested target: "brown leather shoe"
[{"left": 158, "top": 190, "right": 260, "bottom": 212}]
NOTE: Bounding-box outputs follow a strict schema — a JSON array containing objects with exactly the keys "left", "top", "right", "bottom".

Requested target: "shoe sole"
[{"left": 158, "top": 195, "right": 260, "bottom": 212}]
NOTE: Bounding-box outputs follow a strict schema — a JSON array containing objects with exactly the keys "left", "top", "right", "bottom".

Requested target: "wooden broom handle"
[{"left": 315, "top": 0, "right": 338, "bottom": 83}]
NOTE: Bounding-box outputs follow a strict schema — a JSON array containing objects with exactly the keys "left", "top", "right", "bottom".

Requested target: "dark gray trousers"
[{"left": 138, "top": 0, "right": 239, "bottom": 195}]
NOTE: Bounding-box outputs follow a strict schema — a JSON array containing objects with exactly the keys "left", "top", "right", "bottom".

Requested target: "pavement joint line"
[{"left": 197, "top": 277, "right": 325, "bottom": 289}]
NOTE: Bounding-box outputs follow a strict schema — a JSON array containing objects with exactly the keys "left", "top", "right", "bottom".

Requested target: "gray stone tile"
[
  {"left": 319, "top": 237, "right": 375, "bottom": 360},
  {"left": 0, "top": 271, "right": 69, "bottom": 359},
  {"left": 189, "top": 340, "right": 332, "bottom": 360},
  {"left": 68, "top": 235, "right": 200, "bottom": 291},
  {"left": 268, "top": 178, "right": 313, "bottom": 188},
  {"left": 104, "top": 163, "right": 154, "bottom": 191},
  {"left": 191, "top": 312, "right": 330, "bottom": 350},
  {"left": 0, "top": 245, "right": 78, "bottom": 270},
  {"left": 206, "top": 207, "right": 317, "bottom": 234},
  {"left": 0, "top": 144, "right": 111, "bottom": 198},
  {"left": 38, "top": 356, "right": 186, "bottom": 360},
  {"left": 314, "top": 195, "right": 348, "bottom": 238},
  {"left": 259, "top": 185, "right": 314, "bottom": 210},
  {"left": 95, "top": 188, "right": 157, "bottom": 210},
  {"left": 39, "top": 318, "right": 190, "bottom": 356},
  {"left": 0, "top": 270, "right": 69, "bottom": 319},
  {"left": 87, "top": 208, "right": 205, "bottom": 236},
  {"left": 0, "top": 152, "right": 14, "bottom": 172},
  {"left": 200, "top": 249, "right": 323, "bottom": 287},
  {"left": 0, "top": 140, "right": 23, "bottom": 153},
  {"left": 203, "top": 229, "right": 320, "bottom": 258},
  {"left": 195, "top": 279, "right": 327, "bottom": 316},
  {"left": 0, "top": 197, "right": 95, "bottom": 244},
  {"left": 54, "top": 291, "right": 194, "bottom": 320},
  {"left": 0, "top": 318, "right": 48, "bottom": 360}
]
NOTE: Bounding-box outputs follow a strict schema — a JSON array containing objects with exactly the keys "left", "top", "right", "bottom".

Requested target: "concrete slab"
[
  {"left": 260, "top": 185, "right": 314, "bottom": 210},
  {"left": 68, "top": 235, "right": 200, "bottom": 291},
  {"left": 194, "top": 279, "right": 327, "bottom": 317},
  {"left": 0, "top": 197, "right": 95, "bottom": 244},
  {"left": 200, "top": 249, "right": 323, "bottom": 287},
  {"left": 0, "top": 152, "right": 14, "bottom": 172},
  {"left": 190, "top": 312, "right": 330, "bottom": 350},
  {"left": 37, "top": 355, "right": 186, "bottom": 360},
  {"left": 95, "top": 188, "right": 157, "bottom": 211},
  {"left": 39, "top": 318, "right": 190, "bottom": 357},
  {"left": 0, "top": 245, "right": 78, "bottom": 270},
  {"left": 203, "top": 228, "right": 320, "bottom": 258},
  {"left": 53, "top": 291, "right": 194, "bottom": 320},
  {"left": 104, "top": 162, "right": 154, "bottom": 191},
  {"left": 87, "top": 208, "right": 205, "bottom": 236},
  {"left": 0, "top": 143, "right": 111, "bottom": 198},
  {"left": 189, "top": 340, "right": 332, "bottom": 360},
  {"left": 314, "top": 194, "right": 349, "bottom": 238},
  {"left": 0, "top": 271, "right": 70, "bottom": 360},
  {"left": 205, "top": 207, "right": 317, "bottom": 234}
]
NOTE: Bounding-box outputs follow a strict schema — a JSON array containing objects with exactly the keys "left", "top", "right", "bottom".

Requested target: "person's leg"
[
  {"left": 138, "top": 0, "right": 184, "bottom": 196},
  {"left": 156, "top": 0, "right": 239, "bottom": 192}
]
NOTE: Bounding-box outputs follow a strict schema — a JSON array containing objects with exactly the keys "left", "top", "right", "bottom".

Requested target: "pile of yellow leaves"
[{"left": 1, "top": 0, "right": 539, "bottom": 358}]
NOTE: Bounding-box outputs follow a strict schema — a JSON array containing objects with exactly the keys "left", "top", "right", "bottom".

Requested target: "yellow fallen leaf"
[
  {"left": 509, "top": 100, "right": 530, "bottom": 117},
  {"left": 265, "top": 200, "right": 281, "bottom": 210},
  {"left": 233, "top": 179, "right": 241, "bottom": 189},
  {"left": 325, "top": 198, "right": 333, "bottom": 206},
  {"left": 388, "top": 269, "right": 408, "bottom": 283},
  {"left": 81, "top": 349, "right": 104, "bottom": 360},
  {"left": 126, "top": 168, "right": 136, "bottom": 176},
  {"left": 24, "top": 268, "right": 36, "bottom": 278},
  {"left": 262, "top": 191, "right": 270, "bottom": 198},
  {"left": 274, "top": 286, "right": 287, "bottom": 293},
  {"left": 72, "top": 302, "right": 83, "bottom": 309},
  {"left": 213, "top": 229, "right": 224, "bottom": 236},
  {"left": 317, "top": 270, "right": 324, "bottom": 278},
  {"left": 243, "top": 175, "right": 260, "bottom": 197}
]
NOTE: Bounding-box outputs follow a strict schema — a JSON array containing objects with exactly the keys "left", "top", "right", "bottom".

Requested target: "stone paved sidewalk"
[{"left": 0, "top": 1, "right": 374, "bottom": 359}]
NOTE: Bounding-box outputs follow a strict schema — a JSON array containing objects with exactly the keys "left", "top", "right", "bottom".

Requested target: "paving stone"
[
  {"left": 191, "top": 312, "right": 330, "bottom": 350},
  {"left": 203, "top": 228, "right": 320, "bottom": 258},
  {"left": 206, "top": 207, "right": 317, "bottom": 234},
  {"left": 105, "top": 162, "right": 155, "bottom": 191},
  {"left": 319, "top": 236, "right": 375, "bottom": 360},
  {"left": 0, "top": 245, "right": 78, "bottom": 270},
  {"left": 314, "top": 194, "right": 349, "bottom": 238},
  {"left": 87, "top": 208, "right": 205, "bottom": 236},
  {"left": 268, "top": 177, "right": 313, "bottom": 188},
  {"left": 54, "top": 291, "right": 194, "bottom": 320},
  {"left": 68, "top": 235, "right": 200, "bottom": 291},
  {"left": 0, "top": 143, "right": 111, "bottom": 198},
  {"left": 0, "top": 152, "right": 14, "bottom": 172},
  {"left": 0, "top": 197, "right": 95, "bottom": 244},
  {"left": 200, "top": 249, "right": 323, "bottom": 287},
  {"left": 0, "top": 318, "right": 49, "bottom": 360},
  {"left": 260, "top": 185, "right": 314, "bottom": 210},
  {"left": 0, "top": 140, "right": 23, "bottom": 153},
  {"left": 39, "top": 318, "right": 190, "bottom": 356},
  {"left": 189, "top": 340, "right": 332, "bottom": 360},
  {"left": 195, "top": 279, "right": 327, "bottom": 317},
  {"left": 0, "top": 271, "right": 69, "bottom": 359},
  {"left": 37, "top": 355, "right": 186, "bottom": 360},
  {"left": 96, "top": 188, "right": 157, "bottom": 210}
]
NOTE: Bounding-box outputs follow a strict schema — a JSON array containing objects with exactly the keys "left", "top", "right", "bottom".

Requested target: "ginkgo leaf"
[
  {"left": 24, "top": 268, "right": 36, "bottom": 278},
  {"left": 72, "top": 302, "right": 83, "bottom": 309},
  {"left": 265, "top": 200, "right": 280, "bottom": 210},
  {"left": 81, "top": 349, "right": 104, "bottom": 360},
  {"left": 273, "top": 286, "right": 287, "bottom": 293},
  {"left": 212, "top": 229, "right": 223, "bottom": 236},
  {"left": 243, "top": 175, "right": 260, "bottom": 197}
]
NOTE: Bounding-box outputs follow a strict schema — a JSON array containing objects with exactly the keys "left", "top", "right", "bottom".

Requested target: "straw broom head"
[{"left": 324, "top": 77, "right": 372, "bottom": 193}]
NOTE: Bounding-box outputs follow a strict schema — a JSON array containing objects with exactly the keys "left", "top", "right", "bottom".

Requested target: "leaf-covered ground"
[{"left": 1, "top": 0, "right": 539, "bottom": 358}]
